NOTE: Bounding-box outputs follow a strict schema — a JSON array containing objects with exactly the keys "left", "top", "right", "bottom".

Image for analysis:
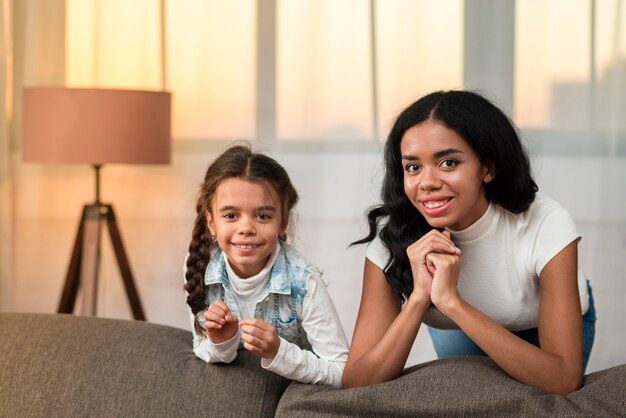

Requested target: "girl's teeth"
[{"left": 236, "top": 244, "right": 256, "bottom": 249}]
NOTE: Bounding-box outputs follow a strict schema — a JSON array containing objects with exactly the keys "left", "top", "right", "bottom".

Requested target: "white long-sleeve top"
[{"left": 184, "top": 250, "right": 349, "bottom": 388}]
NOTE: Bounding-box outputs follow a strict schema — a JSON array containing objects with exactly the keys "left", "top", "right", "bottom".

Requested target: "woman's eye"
[
  {"left": 440, "top": 159, "right": 459, "bottom": 169},
  {"left": 405, "top": 163, "right": 420, "bottom": 173}
]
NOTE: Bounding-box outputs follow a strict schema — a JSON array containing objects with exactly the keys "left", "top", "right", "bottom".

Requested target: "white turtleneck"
[
  {"left": 224, "top": 247, "right": 278, "bottom": 319},
  {"left": 366, "top": 193, "right": 589, "bottom": 331}
]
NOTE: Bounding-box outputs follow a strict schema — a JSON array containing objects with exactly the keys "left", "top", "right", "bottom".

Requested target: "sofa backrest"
[{"left": 0, "top": 313, "right": 290, "bottom": 418}]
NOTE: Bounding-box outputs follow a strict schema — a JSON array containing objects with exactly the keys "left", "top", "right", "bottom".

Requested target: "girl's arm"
[
  {"left": 188, "top": 306, "right": 241, "bottom": 364},
  {"left": 431, "top": 240, "right": 583, "bottom": 395},
  {"left": 246, "top": 273, "right": 349, "bottom": 388},
  {"left": 189, "top": 309, "right": 240, "bottom": 363},
  {"left": 183, "top": 259, "right": 240, "bottom": 364}
]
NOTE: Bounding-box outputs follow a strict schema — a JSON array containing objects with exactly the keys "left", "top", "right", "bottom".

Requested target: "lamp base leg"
[{"left": 57, "top": 203, "right": 146, "bottom": 321}]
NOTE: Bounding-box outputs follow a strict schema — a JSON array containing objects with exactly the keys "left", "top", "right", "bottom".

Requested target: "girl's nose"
[{"left": 238, "top": 218, "right": 256, "bottom": 236}]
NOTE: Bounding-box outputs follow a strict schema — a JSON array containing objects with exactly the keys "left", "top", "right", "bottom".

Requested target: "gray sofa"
[{"left": 1, "top": 313, "right": 624, "bottom": 417}]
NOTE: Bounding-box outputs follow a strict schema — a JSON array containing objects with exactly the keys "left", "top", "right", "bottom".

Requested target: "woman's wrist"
[
  {"left": 405, "top": 293, "right": 431, "bottom": 313},
  {"left": 435, "top": 294, "right": 465, "bottom": 319}
]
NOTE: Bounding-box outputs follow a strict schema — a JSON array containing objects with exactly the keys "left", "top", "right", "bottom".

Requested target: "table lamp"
[{"left": 22, "top": 87, "right": 171, "bottom": 320}]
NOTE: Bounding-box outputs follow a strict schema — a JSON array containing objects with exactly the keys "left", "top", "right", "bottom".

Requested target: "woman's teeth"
[{"left": 425, "top": 200, "right": 448, "bottom": 209}]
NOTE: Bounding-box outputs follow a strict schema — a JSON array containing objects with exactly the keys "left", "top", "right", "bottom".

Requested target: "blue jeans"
[{"left": 428, "top": 281, "right": 596, "bottom": 372}]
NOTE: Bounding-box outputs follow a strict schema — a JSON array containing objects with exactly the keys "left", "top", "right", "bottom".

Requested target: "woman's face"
[{"left": 400, "top": 120, "right": 494, "bottom": 231}]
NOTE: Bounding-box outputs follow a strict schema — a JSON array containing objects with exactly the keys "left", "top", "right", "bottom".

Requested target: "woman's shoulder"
[
  {"left": 525, "top": 193, "right": 573, "bottom": 222},
  {"left": 502, "top": 192, "right": 577, "bottom": 241}
]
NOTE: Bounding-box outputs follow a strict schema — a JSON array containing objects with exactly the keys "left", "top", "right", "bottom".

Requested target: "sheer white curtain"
[
  {"left": 4, "top": 0, "right": 626, "bottom": 372},
  {"left": 5, "top": 0, "right": 73, "bottom": 314},
  {"left": 513, "top": 0, "right": 626, "bottom": 374},
  {"left": 0, "top": 0, "right": 13, "bottom": 309}
]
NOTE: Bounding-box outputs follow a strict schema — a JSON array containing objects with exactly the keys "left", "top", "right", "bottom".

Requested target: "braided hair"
[
  {"left": 184, "top": 144, "right": 299, "bottom": 317},
  {"left": 353, "top": 90, "right": 538, "bottom": 299}
]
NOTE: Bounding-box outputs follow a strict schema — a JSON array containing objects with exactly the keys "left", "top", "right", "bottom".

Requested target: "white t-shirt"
[{"left": 366, "top": 193, "right": 589, "bottom": 331}]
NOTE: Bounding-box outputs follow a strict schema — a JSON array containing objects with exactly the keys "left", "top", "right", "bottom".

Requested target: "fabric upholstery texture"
[
  {"left": 0, "top": 313, "right": 290, "bottom": 418},
  {"left": 1, "top": 312, "right": 625, "bottom": 417},
  {"left": 275, "top": 357, "right": 626, "bottom": 417}
]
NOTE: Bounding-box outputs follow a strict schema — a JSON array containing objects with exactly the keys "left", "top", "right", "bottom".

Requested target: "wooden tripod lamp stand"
[{"left": 22, "top": 87, "right": 171, "bottom": 320}]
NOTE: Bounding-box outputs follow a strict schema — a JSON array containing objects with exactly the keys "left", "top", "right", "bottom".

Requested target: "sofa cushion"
[
  {"left": 275, "top": 356, "right": 626, "bottom": 417},
  {"left": 0, "top": 313, "right": 290, "bottom": 418}
]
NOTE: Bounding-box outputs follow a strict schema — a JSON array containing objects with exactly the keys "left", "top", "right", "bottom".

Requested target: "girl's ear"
[
  {"left": 279, "top": 215, "right": 289, "bottom": 241},
  {"left": 205, "top": 210, "right": 216, "bottom": 237},
  {"left": 483, "top": 161, "right": 496, "bottom": 184}
]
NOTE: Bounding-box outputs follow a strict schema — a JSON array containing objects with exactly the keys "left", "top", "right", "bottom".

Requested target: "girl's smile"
[{"left": 401, "top": 120, "right": 494, "bottom": 231}]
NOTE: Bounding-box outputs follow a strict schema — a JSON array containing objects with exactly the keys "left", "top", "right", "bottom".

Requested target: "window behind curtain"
[
  {"left": 66, "top": 0, "right": 623, "bottom": 144},
  {"left": 65, "top": 0, "right": 464, "bottom": 143},
  {"left": 515, "top": 0, "right": 626, "bottom": 135}
]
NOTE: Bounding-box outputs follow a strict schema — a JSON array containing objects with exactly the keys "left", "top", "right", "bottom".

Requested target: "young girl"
[
  {"left": 184, "top": 144, "right": 348, "bottom": 388},
  {"left": 342, "top": 90, "right": 595, "bottom": 395}
]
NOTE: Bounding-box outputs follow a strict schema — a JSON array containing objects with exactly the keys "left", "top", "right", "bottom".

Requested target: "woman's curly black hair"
[
  {"left": 184, "top": 144, "right": 299, "bottom": 317},
  {"left": 354, "top": 90, "right": 538, "bottom": 299}
]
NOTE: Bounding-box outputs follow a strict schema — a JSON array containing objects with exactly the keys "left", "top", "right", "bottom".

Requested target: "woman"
[{"left": 342, "top": 90, "right": 595, "bottom": 395}]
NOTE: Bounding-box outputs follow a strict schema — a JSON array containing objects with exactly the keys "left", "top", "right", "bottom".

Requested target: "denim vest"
[{"left": 203, "top": 243, "right": 313, "bottom": 351}]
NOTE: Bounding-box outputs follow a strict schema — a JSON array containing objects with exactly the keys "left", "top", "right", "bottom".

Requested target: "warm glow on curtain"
[
  {"left": 277, "top": 0, "right": 373, "bottom": 141},
  {"left": 0, "top": 0, "right": 13, "bottom": 309},
  {"left": 166, "top": 0, "right": 256, "bottom": 139},
  {"left": 65, "top": 0, "right": 162, "bottom": 89},
  {"left": 514, "top": 0, "right": 591, "bottom": 129},
  {"left": 594, "top": 0, "right": 626, "bottom": 133},
  {"left": 375, "top": 0, "right": 463, "bottom": 137}
]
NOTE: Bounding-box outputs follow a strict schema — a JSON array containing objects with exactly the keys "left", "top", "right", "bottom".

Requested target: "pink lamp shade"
[{"left": 22, "top": 87, "right": 171, "bottom": 165}]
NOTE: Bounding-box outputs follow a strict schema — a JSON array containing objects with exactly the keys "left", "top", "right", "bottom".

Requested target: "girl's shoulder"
[
  {"left": 274, "top": 243, "right": 321, "bottom": 297},
  {"left": 275, "top": 243, "right": 318, "bottom": 277}
]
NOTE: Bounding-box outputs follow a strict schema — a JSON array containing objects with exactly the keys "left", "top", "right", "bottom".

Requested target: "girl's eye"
[
  {"left": 223, "top": 213, "right": 237, "bottom": 220},
  {"left": 440, "top": 159, "right": 459, "bottom": 169},
  {"left": 257, "top": 213, "right": 272, "bottom": 221},
  {"left": 405, "top": 163, "right": 420, "bottom": 173}
]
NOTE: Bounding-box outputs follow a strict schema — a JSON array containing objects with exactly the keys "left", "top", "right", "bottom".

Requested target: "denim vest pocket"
[{"left": 273, "top": 317, "right": 300, "bottom": 345}]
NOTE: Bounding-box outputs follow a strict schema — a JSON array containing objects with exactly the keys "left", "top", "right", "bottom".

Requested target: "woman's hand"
[
  {"left": 427, "top": 250, "right": 462, "bottom": 313},
  {"left": 406, "top": 229, "right": 460, "bottom": 305},
  {"left": 239, "top": 319, "right": 281, "bottom": 360},
  {"left": 204, "top": 300, "right": 239, "bottom": 344}
]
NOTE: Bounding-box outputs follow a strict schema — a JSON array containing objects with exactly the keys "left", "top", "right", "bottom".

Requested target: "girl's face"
[
  {"left": 400, "top": 120, "right": 494, "bottom": 231},
  {"left": 206, "top": 178, "right": 285, "bottom": 278}
]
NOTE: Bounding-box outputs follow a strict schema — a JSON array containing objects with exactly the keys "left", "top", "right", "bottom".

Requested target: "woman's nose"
[{"left": 419, "top": 167, "right": 441, "bottom": 191}]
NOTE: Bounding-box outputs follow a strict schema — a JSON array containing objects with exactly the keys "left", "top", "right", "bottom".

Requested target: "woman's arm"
[
  {"left": 431, "top": 240, "right": 583, "bottom": 395},
  {"left": 342, "top": 259, "right": 430, "bottom": 388},
  {"left": 343, "top": 230, "right": 460, "bottom": 388}
]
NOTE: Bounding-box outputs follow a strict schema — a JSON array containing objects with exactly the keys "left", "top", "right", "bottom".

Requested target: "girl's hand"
[
  {"left": 406, "top": 229, "right": 460, "bottom": 305},
  {"left": 204, "top": 300, "right": 239, "bottom": 344},
  {"left": 239, "top": 319, "right": 280, "bottom": 360},
  {"left": 427, "top": 250, "right": 462, "bottom": 313}
]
